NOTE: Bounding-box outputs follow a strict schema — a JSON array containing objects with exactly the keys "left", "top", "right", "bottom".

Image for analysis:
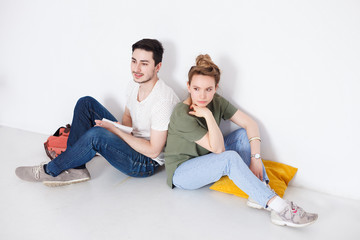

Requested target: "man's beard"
[
  {"left": 132, "top": 72, "right": 154, "bottom": 84},
  {"left": 133, "top": 77, "right": 152, "bottom": 84}
]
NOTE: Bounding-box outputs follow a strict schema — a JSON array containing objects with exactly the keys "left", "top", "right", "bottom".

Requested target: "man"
[{"left": 15, "top": 39, "right": 180, "bottom": 186}]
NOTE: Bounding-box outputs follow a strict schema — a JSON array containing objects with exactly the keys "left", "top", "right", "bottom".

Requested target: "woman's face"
[{"left": 187, "top": 74, "right": 217, "bottom": 107}]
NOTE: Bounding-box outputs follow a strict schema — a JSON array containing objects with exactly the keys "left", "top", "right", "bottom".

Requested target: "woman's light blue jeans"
[
  {"left": 46, "top": 96, "right": 159, "bottom": 178},
  {"left": 172, "top": 128, "right": 276, "bottom": 207}
]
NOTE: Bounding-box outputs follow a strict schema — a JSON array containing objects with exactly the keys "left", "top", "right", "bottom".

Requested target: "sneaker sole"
[
  {"left": 43, "top": 177, "right": 90, "bottom": 187},
  {"left": 247, "top": 200, "right": 271, "bottom": 211},
  {"left": 271, "top": 218, "right": 317, "bottom": 228}
]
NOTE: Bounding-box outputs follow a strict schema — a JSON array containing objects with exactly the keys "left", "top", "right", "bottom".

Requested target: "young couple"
[{"left": 16, "top": 39, "right": 318, "bottom": 228}]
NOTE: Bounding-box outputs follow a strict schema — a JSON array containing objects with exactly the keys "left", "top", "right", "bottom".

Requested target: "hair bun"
[
  {"left": 196, "top": 54, "right": 214, "bottom": 68},
  {"left": 188, "top": 53, "right": 221, "bottom": 86}
]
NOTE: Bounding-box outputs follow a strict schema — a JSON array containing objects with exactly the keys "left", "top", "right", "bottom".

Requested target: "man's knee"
[
  {"left": 74, "top": 96, "right": 100, "bottom": 116},
  {"left": 75, "top": 96, "right": 96, "bottom": 108},
  {"left": 85, "top": 127, "right": 108, "bottom": 138}
]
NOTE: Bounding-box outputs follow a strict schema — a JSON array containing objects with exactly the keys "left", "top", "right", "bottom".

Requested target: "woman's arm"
[
  {"left": 190, "top": 104, "right": 225, "bottom": 154},
  {"left": 230, "top": 109, "right": 264, "bottom": 181}
]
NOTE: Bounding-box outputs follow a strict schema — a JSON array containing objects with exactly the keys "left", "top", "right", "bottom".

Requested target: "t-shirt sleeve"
[
  {"left": 150, "top": 100, "right": 177, "bottom": 131},
  {"left": 221, "top": 97, "right": 238, "bottom": 120}
]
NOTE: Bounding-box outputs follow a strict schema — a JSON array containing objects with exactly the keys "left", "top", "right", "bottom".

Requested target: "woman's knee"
[
  {"left": 220, "top": 150, "right": 243, "bottom": 167},
  {"left": 234, "top": 129, "right": 250, "bottom": 151},
  {"left": 235, "top": 128, "right": 249, "bottom": 141},
  {"left": 223, "top": 150, "right": 247, "bottom": 168},
  {"left": 226, "top": 128, "right": 249, "bottom": 145},
  {"left": 223, "top": 150, "right": 240, "bottom": 159}
]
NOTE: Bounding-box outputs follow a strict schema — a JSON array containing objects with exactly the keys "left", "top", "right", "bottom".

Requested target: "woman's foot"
[{"left": 271, "top": 200, "right": 318, "bottom": 227}]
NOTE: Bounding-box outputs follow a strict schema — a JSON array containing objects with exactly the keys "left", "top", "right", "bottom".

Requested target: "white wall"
[{"left": 1, "top": 0, "right": 359, "bottom": 200}]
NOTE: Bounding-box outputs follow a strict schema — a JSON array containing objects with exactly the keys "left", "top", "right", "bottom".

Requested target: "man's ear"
[
  {"left": 155, "top": 62, "right": 162, "bottom": 73},
  {"left": 187, "top": 82, "right": 191, "bottom": 93}
]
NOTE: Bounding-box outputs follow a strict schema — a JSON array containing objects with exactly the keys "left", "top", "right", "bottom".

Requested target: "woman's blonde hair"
[{"left": 188, "top": 54, "right": 221, "bottom": 85}]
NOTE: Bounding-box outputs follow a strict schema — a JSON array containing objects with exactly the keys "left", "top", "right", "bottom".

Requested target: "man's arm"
[
  {"left": 114, "top": 128, "right": 167, "bottom": 159},
  {"left": 94, "top": 119, "right": 166, "bottom": 159},
  {"left": 122, "top": 106, "right": 132, "bottom": 127}
]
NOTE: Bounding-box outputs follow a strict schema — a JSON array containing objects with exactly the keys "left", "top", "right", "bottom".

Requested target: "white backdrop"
[{"left": 1, "top": 0, "right": 359, "bottom": 200}]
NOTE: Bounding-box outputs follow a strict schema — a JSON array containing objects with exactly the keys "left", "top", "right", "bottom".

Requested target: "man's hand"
[{"left": 94, "top": 119, "right": 117, "bottom": 131}]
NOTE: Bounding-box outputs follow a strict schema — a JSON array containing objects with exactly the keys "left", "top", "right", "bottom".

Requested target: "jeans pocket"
[{"left": 130, "top": 160, "right": 156, "bottom": 178}]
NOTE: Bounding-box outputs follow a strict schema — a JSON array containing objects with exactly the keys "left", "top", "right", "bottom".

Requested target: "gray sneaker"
[
  {"left": 271, "top": 201, "right": 318, "bottom": 227},
  {"left": 15, "top": 163, "right": 91, "bottom": 187}
]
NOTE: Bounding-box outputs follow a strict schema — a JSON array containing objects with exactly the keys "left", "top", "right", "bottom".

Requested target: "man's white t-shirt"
[{"left": 126, "top": 79, "right": 179, "bottom": 165}]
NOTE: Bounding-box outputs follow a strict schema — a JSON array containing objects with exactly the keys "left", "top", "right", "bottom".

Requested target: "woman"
[{"left": 164, "top": 54, "right": 318, "bottom": 227}]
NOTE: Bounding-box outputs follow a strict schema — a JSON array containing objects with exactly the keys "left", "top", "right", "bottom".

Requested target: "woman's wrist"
[
  {"left": 249, "top": 136, "right": 261, "bottom": 143},
  {"left": 203, "top": 109, "right": 214, "bottom": 120}
]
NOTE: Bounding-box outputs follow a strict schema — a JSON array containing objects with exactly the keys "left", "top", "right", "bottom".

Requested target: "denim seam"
[
  {"left": 53, "top": 143, "right": 94, "bottom": 175},
  {"left": 106, "top": 144, "right": 154, "bottom": 177},
  {"left": 83, "top": 97, "right": 105, "bottom": 121}
]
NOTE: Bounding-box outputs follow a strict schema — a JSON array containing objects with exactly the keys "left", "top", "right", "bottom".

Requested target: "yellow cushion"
[{"left": 209, "top": 160, "right": 297, "bottom": 198}]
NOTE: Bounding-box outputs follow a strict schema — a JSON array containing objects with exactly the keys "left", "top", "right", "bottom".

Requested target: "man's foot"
[
  {"left": 271, "top": 201, "right": 318, "bottom": 227},
  {"left": 15, "top": 163, "right": 91, "bottom": 187}
]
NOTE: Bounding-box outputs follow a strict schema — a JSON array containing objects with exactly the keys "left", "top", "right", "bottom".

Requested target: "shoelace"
[
  {"left": 290, "top": 202, "right": 305, "bottom": 217},
  {"left": 31, "top": 162, "right": 68, "bottom": 180},
  {"left": 32, "top": 164, "right": 44, "bottom": 180}
]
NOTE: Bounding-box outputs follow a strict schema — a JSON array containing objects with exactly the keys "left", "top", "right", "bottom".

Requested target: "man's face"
[{"left": 131, "top": 49, "right": 160, "bottom": 84}]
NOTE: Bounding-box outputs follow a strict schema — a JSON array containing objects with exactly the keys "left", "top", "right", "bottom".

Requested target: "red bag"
[{"left": 44, "top": 124, "right": 71, "bottom": 160}]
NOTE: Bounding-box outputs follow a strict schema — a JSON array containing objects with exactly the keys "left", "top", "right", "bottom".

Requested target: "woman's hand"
[
  {"left": 250, "top": 158, "right": 264, "bottom": 181},
  {"left": 189, "top": 104, "right": 211, "bottom": 118},
  {"left": 190, "top": 103, "right": 225, "bottom": 153}
]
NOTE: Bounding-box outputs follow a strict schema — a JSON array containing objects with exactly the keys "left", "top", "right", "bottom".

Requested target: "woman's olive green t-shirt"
[{"left": 164, "top": 94, "right": 238, "bottom": 188}]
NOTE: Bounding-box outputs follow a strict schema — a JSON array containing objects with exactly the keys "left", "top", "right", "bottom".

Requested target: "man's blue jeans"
[
  {"left": 173, "top": 128, "right": 276, "bottom": 207},
  {"left": 46, "top": 96, "right": 159, "bottom": 177}
]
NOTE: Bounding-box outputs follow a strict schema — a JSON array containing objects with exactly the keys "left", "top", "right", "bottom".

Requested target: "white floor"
[{"left": 1, "top": 126, "right": 359, "bottom": 240}]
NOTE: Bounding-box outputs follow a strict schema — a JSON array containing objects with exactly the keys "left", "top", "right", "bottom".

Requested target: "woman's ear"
[
  {"left": 187, "top": 82, "right": 191, "bottom": 93},
  {"left": 215, "top": 84, "right": 219, "bottom": 90}
]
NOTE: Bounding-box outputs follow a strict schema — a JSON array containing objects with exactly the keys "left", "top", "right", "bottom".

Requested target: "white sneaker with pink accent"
[{"left": 271, "top": 200, "right": 318, "bottom": 227}]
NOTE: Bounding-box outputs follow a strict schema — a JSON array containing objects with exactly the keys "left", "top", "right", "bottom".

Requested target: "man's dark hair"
[{"left": 132, "top": 39, "right": 164, "bottom": 66}]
